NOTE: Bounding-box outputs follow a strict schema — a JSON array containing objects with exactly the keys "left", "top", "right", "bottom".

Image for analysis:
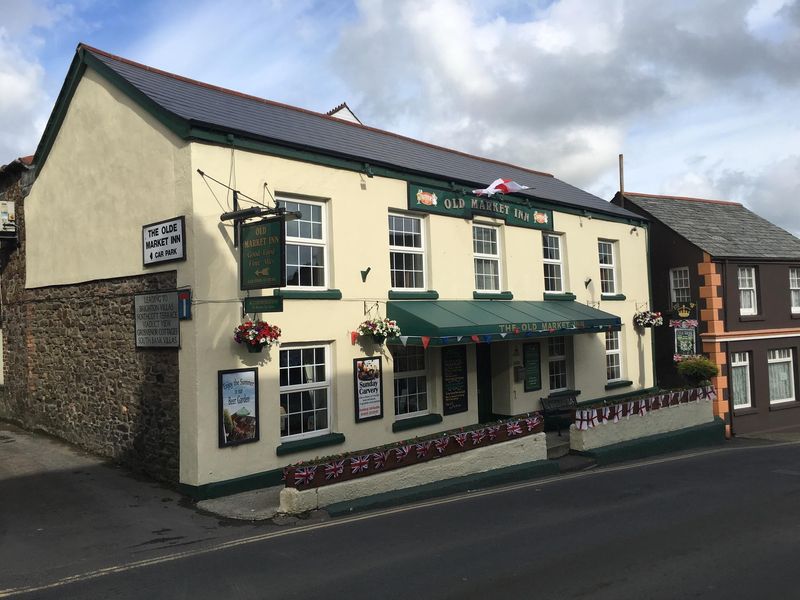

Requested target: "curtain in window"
[
  {"left": 769, "top": 361, "right": 792, "bottom": 401},
  {"left": 730, "top": 365, "right": 748, "bottom": 407}
]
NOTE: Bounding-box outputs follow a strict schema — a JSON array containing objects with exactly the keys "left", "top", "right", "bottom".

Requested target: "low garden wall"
[
  {"left": 280, "top": 414, "right": 547, "bottom": 514},
  {"left": 570, "top": 386, "right": 716, "bottom": 452}
]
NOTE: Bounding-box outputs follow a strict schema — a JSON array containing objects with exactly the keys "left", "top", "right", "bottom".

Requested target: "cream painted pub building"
[{"left": 2, "top": 45, "right": 654, "bottom": 497}]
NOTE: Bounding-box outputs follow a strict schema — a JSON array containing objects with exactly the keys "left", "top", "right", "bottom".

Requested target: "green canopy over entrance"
[{"left": 386, "top": 300, "right": 621, "bottom": 345}]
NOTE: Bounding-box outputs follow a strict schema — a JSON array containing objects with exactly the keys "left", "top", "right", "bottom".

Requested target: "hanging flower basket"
[
  {"left": 357, "top": 317, "right": 401, "bottom": 344},
  {"left": 234, "top": 320, "right": 281, "bottom": 352},
  {"left": 633, "top": 310, "right": 663, "bottom": 328}
]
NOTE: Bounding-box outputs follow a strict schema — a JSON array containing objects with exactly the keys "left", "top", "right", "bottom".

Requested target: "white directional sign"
[{"left": 142, "top": 216, "right": 186, "bottom": 266}]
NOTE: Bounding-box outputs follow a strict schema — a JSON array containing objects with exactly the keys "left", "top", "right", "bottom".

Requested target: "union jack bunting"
[
  {"left": 506, "top": 420, "right": 523, "bottom": 436},
  {"left": 350, "top": 454, "right": 371, "bottom": 474},
  {"left": 486, "top": 425, "right": 502, "bottom": 440},
  {"left": 454, "top": 432, "right": 468, "bottom": 447},
  {"left": 574, "top": 410, "right": 589, "bottom": 431},
  {"left": 434, "top": 436, "right": 450, "bottom": 454},
  {"left": 524, "top": 415, "right": 542, "bottom": 431},
  {"left": 416, "top": 441, "right": 432, "bottom": 458},
  {"left": 601, "top": 406, "right": 610, "bottom": 423},
  {"left": 281, "top": 467, "right": 289, "bottom": 481},
  {"left": 637, "top": 399, "right": 648, "bottom": 416},
  {"left": 671, "top": 391, "right": 681, "bottom": 406},
  {"left": 294, "top": 466, "right": 317, "bottom": 486},
  {"left": 651, "top": 395, "right": 661, "bottom": 410},
  {"left": 471, "top": 429, "right": 487, "bottom": 445},
  {"left": 705, "top": 385, "right": 717, "bottom": 401},
  {"left": 324, "top": 460, "right": 345, "bottom": 480},
  {"left": 588, "top": 409, "right": 599, "bottom": 428},
  {"left": 610, "top": 404, "right": 622, "bottom": 423},
  {"left": 626, "top": 401, "right": 635, "bottom": 419},
  {"left": 372, "top": 450, "right": 390, "bottom": 469},
  {"left": 394, "top": 445, "right": 411, "bottom": 462}
]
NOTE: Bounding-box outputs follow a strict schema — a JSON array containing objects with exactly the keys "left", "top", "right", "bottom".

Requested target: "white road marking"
[{"left": 2, "top": 439, "right": 797, "bottom": 597}]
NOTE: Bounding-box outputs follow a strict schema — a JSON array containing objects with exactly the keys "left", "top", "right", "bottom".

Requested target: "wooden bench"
[{"left": 540, "top": 394, "right": 578, "bottom": 435}]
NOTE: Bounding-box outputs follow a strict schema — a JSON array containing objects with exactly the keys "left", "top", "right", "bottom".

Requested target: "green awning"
[{"left": 386, "top": 300, "right": 621, "bottom": 345}]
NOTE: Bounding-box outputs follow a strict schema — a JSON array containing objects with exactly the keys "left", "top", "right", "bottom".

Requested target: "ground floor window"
[
  {"left": 390, "top": 345, "right": 428, "bottom": 418},
  {"left": 730, "top": 351, "right": 752, "bottom": 409},
  {"left": 548, "top": 336, "right": 569, "bottom": 392},
  {"left": 279, "top": 345, "right": 330, "bottom": 439},
  {"left": 768, "top": 348, "right": 795, "bottom": 404},
  {"left": 605, "top": 331, "right": 622, "bottom": 382}
]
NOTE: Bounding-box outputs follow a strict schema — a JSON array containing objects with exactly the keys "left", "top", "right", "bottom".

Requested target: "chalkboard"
[
  {"left": 442, "top": 345, "right": 468, "bottom": 415},
  {"left": 523, "top": 343, "right": 541, "bottom": 392}
]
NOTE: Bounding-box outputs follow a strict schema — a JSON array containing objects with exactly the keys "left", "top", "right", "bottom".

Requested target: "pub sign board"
[
  {"left": 240, "top": 218, "right": 286, "bottom": 291},
  {"left": 243, "top": 296, "right": 284, "bottom": 314},
  {"left": 407, "top": 183, "right": 553, "bottom": 231},
  {"left": 142, "top": 216, "right": 186, "bottom": 266},
  {"left": 354, "top": 357, "right": 383, "bottom": 423},
  {"left": 218, "top": 368, "right": 259, "bottom": 447},
  {"left": 134, "top": 291, "right": 180, "bottom": 348},
  {"left": 523, "top": 343, "right": 542, "bottom": 392},
  {"left": 442, "top": 345, "right": 469, "bottom": 415}
]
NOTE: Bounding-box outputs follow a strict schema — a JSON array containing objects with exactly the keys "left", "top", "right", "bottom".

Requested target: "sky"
[{"left": 2, "top": 0, "right": 799, "bottom": 233}]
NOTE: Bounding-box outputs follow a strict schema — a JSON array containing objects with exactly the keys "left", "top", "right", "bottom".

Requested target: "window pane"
[{"left": 279, "top": 347, "right": 330, "bottom": 438}]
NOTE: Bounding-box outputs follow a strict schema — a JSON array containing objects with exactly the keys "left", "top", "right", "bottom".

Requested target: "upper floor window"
[
  {"left": 790, "top": 268, "right": 800, "bottom": 314},
  {"left": 473, "top": 225, "right": 501, "bottom": 291},
  {"left": 737, "top": 266, "right": 757, "bottom": 316},
  {"left": 670, "top": 267, "right": 691, "bottom": 303},
  {"left": 279, "top": 345, "right": 330, "bottom": 439},
  {"left": 390, "top": 346, "right": 429, "bottom": 419},
  {"left": 389, "top": 214, "right": 425, "bottom": 290},
  {"left": 280, "top": 199, "right": 326, "bottom": 288},
  {"left": 542, "top": 234, "right": 564, "bottom": 293},
  {"left": 605, "top": 330, "right": 622, "bottom": 382},
  {"left": 730, "top": 351, "right": 752, "bottom": 409},
  {"left": 598, "top": 240, "right": 617, "bottom": 295},
  {"left": 548, "top": 336, "right": 569, "bottom": 392},
  {"left": 768, "top": 348, "right": 795, "bottom": 404}
]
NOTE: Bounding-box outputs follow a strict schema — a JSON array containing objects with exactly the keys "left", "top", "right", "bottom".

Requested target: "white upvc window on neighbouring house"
[
  {"left": 473, "top": 224, "right": 501, "bottom": 291},
  {"left": 730, "top": 351, "right": 752, "bottom": 409},
  {"left": 670, "top": 267, "right": 691, "bottom": 303},
  {"left": 390, "top": 345, "right": 429, "bottom": 419},
  {"left": 605, "top": 330, "right": 622, "bottom": 382},
  {"left": 543, "top": 233, "right": 565, "bottom": 293},
  {"left": 389, "top": 214, "right": 425, "bottom": 290},
  {"left": 598, "top": 240, "right": 618, "bottom": 295},
  {"left": 790, "top": 268, "right": 800, "bottom": 314},
  {"left": 279, "top": 345, "right": 331, "bottom": 439},
  {"left": 768, "top": 348, "right": 795, "bottom": 405},
  {"left": 279, "top": 198, "right": 327, "bottom": 288},
  {"left": 548, "top": 336, "right": 569, "bottom": 392},
  {"left": 737, "top": 266, "right": 757, "bottom": 316}
]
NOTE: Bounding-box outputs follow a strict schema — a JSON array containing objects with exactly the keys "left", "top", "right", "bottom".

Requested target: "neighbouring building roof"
[
  {"left": 620, "top": 192, "right": 800, "bottom": 260},
  {"left": 325, "top": 102, "right": 362, "bottom": 125},
  {"left": 33, "top": 44, "right": 642, "bottom": 222}
]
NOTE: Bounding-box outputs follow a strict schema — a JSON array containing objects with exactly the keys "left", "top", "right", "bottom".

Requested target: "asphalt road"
[{"left": 2, "top": 423, "right": 799, "bottom": 599}]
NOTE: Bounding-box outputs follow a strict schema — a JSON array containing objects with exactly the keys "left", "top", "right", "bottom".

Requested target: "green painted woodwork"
[
  {"left": 473, "top": 291, "right": 514, "bottom": 300},
  {"left": 388, "top": 290, "right": 440, "bottom": 300},
  {"left": 391, "top": 413, "right": 443, "bottom": 433},
  {"left": 276, "top": 432, "right": 345, "bottom": 456},
  {"left": 272, "top": 289, "right": 342, "bottom": 300},
  {"left": 604, "top": 379, "right": 634, "bottom": 391},
  {"left": 543, "top": 292, "right": 577, "bottom": 301},
  {"left": 178, "top": 468, "right": 284, "bottom": 500},
  {"left": 601, "top": 293, "right": 627, "bottom": 301}
]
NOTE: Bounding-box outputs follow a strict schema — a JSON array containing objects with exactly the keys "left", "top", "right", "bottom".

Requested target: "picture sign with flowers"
[{"left": 354, "top": 357, "right": 383, "bottom": 422}]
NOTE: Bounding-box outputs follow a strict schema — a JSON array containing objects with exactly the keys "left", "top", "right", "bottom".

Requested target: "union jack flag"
[
  {"left": 487, "top": 425, "right": 501, "bottom": 440},
  {"left": 394, "top": 445, "right": 411, "bottom": 462},
  {"left": 610, "top": 404, "right": 622, "bottom": 423},
  {"left": 293, "top": 466, "right": 317, "bottom": 486},
  {"left": 324, "top": 460, "right": 345, "bottom": 480},
  {"left": 574, "top": 410, "right": 588, "bottom": 431},
  {"left": 524, "top": 415, "right": 542, "bottom": 431},
  {"left": 372, "top": 450, "right": 390, "bottom": 469},
  {"left": 416, "top": 441, "right": 432, "bottom": 458},
  {"left": 637, "top": 399, "right": 648, "bottom": 416},
  {"left": 651, "top": 395, "right": 661, "bottom": 410},
  {"left": 506, "top": 420, "right": 523, "bottom": 436},
  {"left": 453, "top": 432, "right": 468, "bottom": 447},
  {"left": 471, "top": 429, "right": 487, "bottom": 445},
  {"left": 434, "top": 436, "right": 450, "bottom": 454},
  {"left": 350, "top": 454, "right": 371, "bottom": 474}
]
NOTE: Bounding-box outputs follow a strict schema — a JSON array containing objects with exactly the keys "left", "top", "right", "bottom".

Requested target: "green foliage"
[{"left": 677, "top": 356, "right": 719, "bottom": 386}]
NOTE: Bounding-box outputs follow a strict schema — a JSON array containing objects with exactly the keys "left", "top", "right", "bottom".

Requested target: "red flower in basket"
[{"left": 234, "top": 320, "right": 282, "bottom": 353}]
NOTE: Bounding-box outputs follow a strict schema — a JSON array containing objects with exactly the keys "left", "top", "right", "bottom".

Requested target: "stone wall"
[{"left": 0, "top": 175, "right": 180, "bottom": 483}]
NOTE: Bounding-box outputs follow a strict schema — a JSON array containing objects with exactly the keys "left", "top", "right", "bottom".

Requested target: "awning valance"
[{"left": 386, "top": 300, "right": 620, "bottom": 346}]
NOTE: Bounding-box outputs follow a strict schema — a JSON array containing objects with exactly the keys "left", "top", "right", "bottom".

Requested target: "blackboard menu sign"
[
  {"left": 442, "top": 345, "right": 468, "bottom": 415},
  {"left": 523, "top": 343, "right": 541, "bottom": 392}
]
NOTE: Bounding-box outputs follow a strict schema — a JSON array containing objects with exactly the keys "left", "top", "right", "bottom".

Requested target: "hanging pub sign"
[
  {"left": 523, "top": 343, "right": 542, "bottom": 392},
  {"left": 240, "top": 218, "right": 285, "bottom": 290},
  {"left": 243, "top": 296, "right": 284, "bottom": 314},
  {"left": 671, "top": 302, "right": 697, "bottom": 320},
  {"left": 134, "top": 291, "right": 180, "bottom": 348},
  {"left": 142, "top": 216, "right": 186, "bottom": 266},
  {"left": 442, "top": 345, "right": 469, "bottom": 415},
  {"left": 674, "top": 328, "right": 696, "bottom": 356},
  {"left": 218, "top": 368, "right": 259, "bottom": 447},
  {"left": 407, "top": 183, "right": 553, "bottom": 231},
  {"left": 354, "top": 357, "right": 383, "bottom": 422}
]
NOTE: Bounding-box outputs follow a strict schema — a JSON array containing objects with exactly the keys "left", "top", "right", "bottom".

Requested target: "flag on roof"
[{"left": 472, "top": 178, "right": 530, "bottom": 197}]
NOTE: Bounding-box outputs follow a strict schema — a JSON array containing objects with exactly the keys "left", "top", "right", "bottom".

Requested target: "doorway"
[{"left": 476, "top": 344, "right": 493, "bottom": 423}]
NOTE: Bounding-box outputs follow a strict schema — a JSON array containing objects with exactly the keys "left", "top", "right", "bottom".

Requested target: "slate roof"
[
  {"left": 621, "top": 192, "right": 800, "bottom": 260},
  {"left": 74, "top": 45, "right": 638, "bottom": 221}
]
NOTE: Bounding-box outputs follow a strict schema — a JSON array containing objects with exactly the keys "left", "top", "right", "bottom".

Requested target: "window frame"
[
  {"left": 390, "top": 345, "right": 430, "bottom": 420},
  {"left": 768, "top": 348, "right": 796, "bottom": 405},
  {"left": 279, "top": 344, "right": 332, "bottom": 441},
  {"left": 605, "top": 330, "right": 623, "bottom": 383},
  {"left": 730, "top": 351, "right": 752, "bottom": 409},
  {"left": 598, "top": 240, "right": 618, "bottom": 296},
  {"left": 388, "top": 213, "right": 426, "bottom": 291},
  {"left": 737, "top": 266, "right": 758, "bottom": 316},
  {"left": 542, "top": 233, "right": 565, "bottom": 293},
  {"left": 472, "top": 224, "right": 502, "bottom": 292},
  {"left": 547, "top": 336, "right": 569, "bottom": 392},
  {"left": 790, "top": 267, "right": 800, "bottom": 314},
  {"left": 279, "top": 197, "right": 328, "bottom": 290},
  {"left": 670, "top": 266, "right": 691, "bottom": 303}
]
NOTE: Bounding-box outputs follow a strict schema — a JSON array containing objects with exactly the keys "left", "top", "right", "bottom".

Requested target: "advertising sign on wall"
[
  {"left": 523, "top": 343, "right": 542, "bottom": 392},
  {"left": 142, "top": 216, "right": 186, "bottom": 266},
  {"left": 240, "top": 218, "right": 285, "bottom": 290},
  {"left": 442, "top": 345, "right": 469, "bottom": 415},
  {"left": 354, "top": 357, "right": 383, "bottom": 422},
  {"left": 134, "top": 291, "right": 179, "bottom": 348},
  {"left": 218, "top": 368, "right": 259, "bottom": 447},
  {"left": 674, "top": 328, "right": 696, "bottom": 356}
]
